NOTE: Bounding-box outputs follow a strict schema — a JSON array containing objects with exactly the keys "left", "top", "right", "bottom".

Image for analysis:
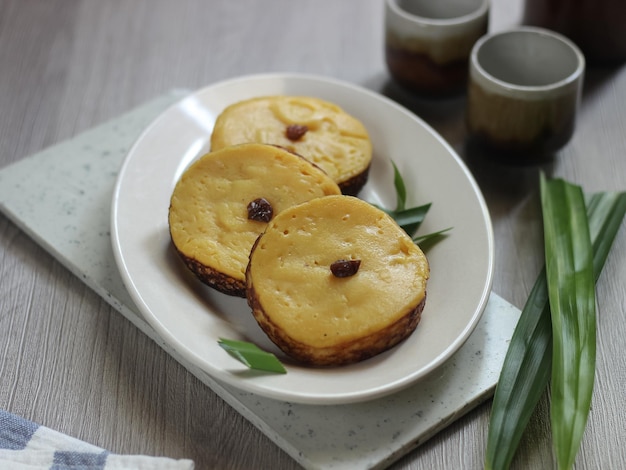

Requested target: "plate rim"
[{"left": 111, "top": 72, "right": 495, "bottom": 405}]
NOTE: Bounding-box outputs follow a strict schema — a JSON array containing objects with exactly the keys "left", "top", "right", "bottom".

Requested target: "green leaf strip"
[
  {"left": 485, "top": 269, "right": 553, "bottom": 470},
  {"left": 218, "top": 338, "right": 287, "bottom": 374},
  {"left": 485, "top": 186, "right": 626, "bottom": 470},
  {"left": 586, "top": 192, "right": 626, "bottom": 276},
  {"left": 372, "top": 160, "right": 451, "bottom": 243},
  {"left": 412, "top": 227, "right": 453, "bottom": 246},
  {"left": 540, "top": 175, "right": 596, "bottom": 470},
  {"left": 385, "top": 203, "right": 432, "bottom": 235},
  {"left": 392, "top": 160, "right": 407, "bottom": 211}
]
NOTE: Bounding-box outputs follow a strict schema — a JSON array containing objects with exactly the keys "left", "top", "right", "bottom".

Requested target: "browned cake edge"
[
  {"left": 173, "top": 243, "right": 247, "bottom": 298},
  {"left": 248, "top": 285, "right": 426, "bottom": 367},
  {"left": 338, "top": 162, "right": 371, "bottom": 196},
  {"left": 245, "top": 236, "right": 426, "bottom": 366}
]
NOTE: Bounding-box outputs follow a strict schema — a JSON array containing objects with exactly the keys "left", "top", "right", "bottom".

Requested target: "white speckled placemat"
[{"left": 0, "top": 90, "right": 521, "bottom": 470}]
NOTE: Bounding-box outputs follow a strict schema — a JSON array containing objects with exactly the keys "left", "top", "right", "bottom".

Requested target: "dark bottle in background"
[{"left": 523, "top": 0, "right": 626, "bottom": 63}]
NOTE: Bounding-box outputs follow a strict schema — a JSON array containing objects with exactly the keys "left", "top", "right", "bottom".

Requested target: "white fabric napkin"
[{"left": 0, "top": 410, "right": 194, "bottom": 469}]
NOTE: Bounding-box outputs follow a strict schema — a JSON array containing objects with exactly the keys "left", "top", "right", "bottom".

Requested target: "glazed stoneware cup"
[
  {"left": 384, "top": 0, "right": 489, "bottom": 96},
  {"left": 466, "top": 27, "right": 585, "bottom": 161}
]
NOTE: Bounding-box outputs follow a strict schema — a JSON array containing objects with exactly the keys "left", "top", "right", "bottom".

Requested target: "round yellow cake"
[
  {"left": 246, "top": 195, "right": 430, "bottom": 366},
  {"left": 169, "top": 143, "right": 341, "bottom": 297},
  {"left": 210, "top": 96, "right": 373, "bottom": 195}
]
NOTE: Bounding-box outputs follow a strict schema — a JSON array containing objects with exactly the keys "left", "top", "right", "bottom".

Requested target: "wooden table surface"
[{"left": 2, "top": 1, "right": 625, "bottom": 468}]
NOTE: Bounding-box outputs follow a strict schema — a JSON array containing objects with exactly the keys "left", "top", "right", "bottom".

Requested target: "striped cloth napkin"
[{"left": 0, "top": 410, "right": 194, "bottom": 469}]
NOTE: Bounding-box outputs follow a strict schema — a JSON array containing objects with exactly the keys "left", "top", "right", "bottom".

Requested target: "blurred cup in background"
[
  {"left": 466, "top": 27, "right": 585, "bottom": 162},
  {"left": 384, "top": 0, "right": 489, "bottom": 96}
]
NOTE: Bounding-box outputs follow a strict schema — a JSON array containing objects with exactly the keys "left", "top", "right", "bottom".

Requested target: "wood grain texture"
[{"left": 1, "top": 0, "right": 625, "bottom": 468}]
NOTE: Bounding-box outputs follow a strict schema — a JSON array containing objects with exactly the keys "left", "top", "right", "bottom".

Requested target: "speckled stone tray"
[{"left": 0, "top": 90, "right": 522, "bottom": 470}]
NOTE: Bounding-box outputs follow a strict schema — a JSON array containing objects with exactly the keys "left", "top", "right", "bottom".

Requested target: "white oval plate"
[{"left": 111, "top": 73, "right": 494, "bottom": 405}]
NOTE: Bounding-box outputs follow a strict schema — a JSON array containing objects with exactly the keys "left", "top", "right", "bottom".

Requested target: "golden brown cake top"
[
  {"left": 247, "top": 195, "right": 429, "bottom": 349},
  {"left": 169, "top": 143, "right": 341, "bottom": 283},
  {"left": 210, "top": 96, "right": 372, "bottom": 189}
]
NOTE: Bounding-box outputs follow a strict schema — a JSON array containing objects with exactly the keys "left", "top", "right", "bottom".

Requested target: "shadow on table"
[
  {"left": 581, "top": 61, "right": 626, "bottom": 101},
  {"left": 368, "top": 76, "right": 556, "bottom": 215}
]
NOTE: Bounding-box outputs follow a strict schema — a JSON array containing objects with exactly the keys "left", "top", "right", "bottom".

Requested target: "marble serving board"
[{"left": 0, "top": 90, "right": 522, "bottom": 470}]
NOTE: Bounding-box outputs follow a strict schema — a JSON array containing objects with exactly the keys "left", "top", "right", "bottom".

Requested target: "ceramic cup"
[
  {"left": 384, "top": 0, "right": 489, "bottom": 96},
  {"left": 466, "top": 27, "right": 585, "bottom": 161}
]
